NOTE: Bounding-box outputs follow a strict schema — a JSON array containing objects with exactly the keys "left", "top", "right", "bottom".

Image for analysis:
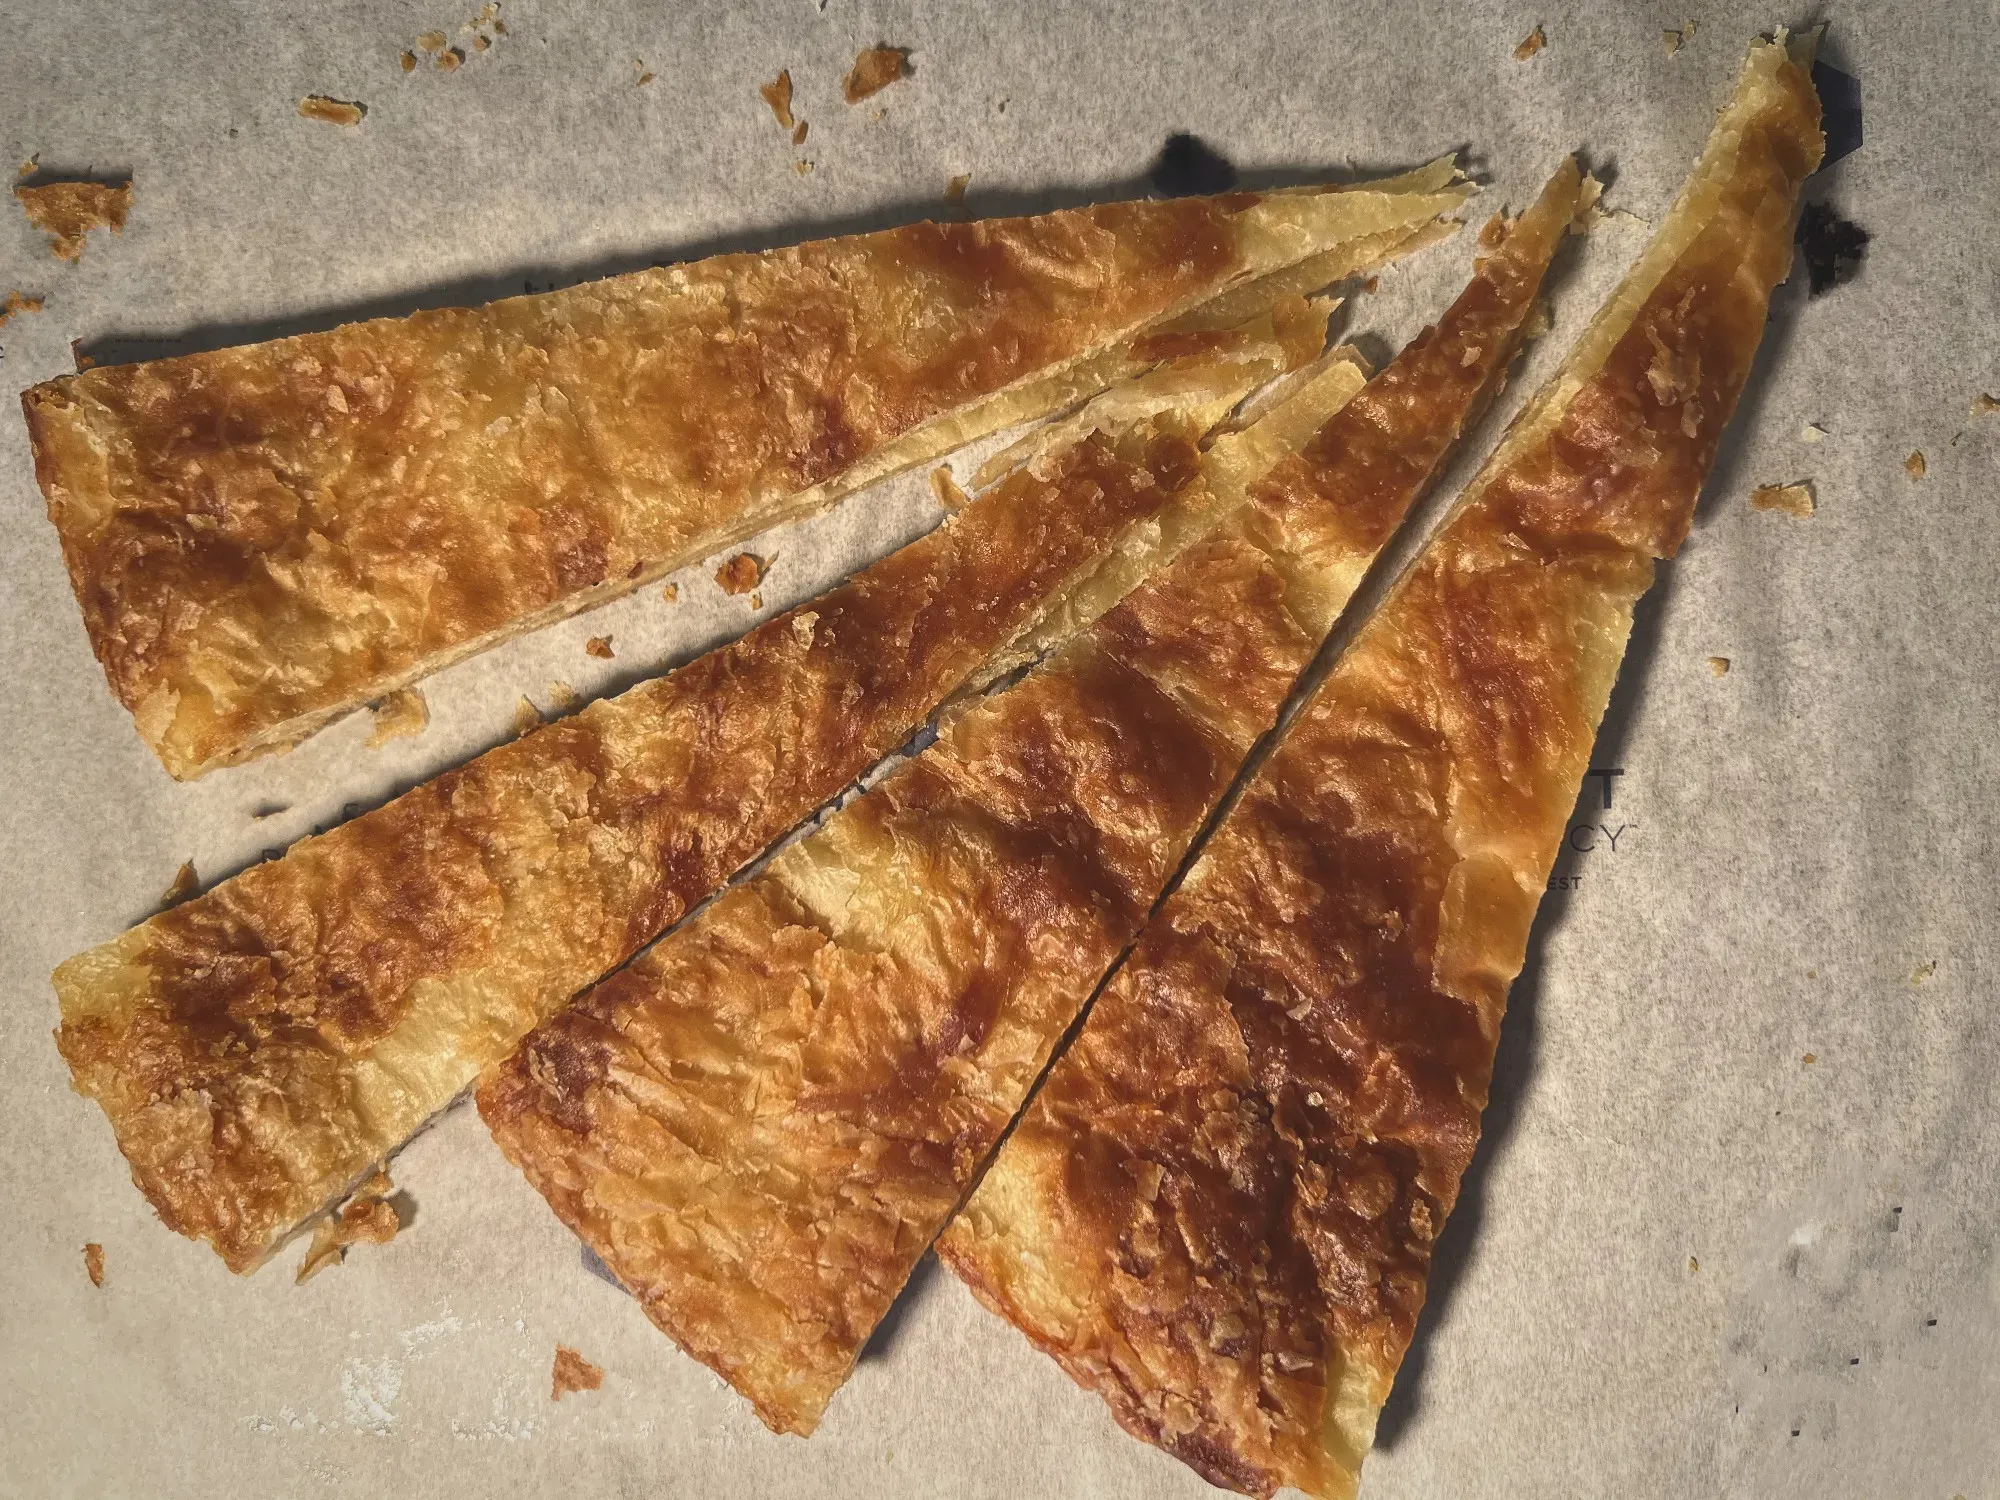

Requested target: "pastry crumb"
[
  {"left": 552, "top": 1345, "right": 604, "bottom": 1400},
  {"left": 1750, "top": 481, "right": 1815, "bottom": 518},
  {"left": 945, "top": 173, "right": 970, "bottom": 207},
  {"left": 161, "top": 860, "right": 198, "bottom": 907},
  {"left": 512, "top": 696, "right": 544, "bottom": 737},
  {"left": 715, "top": 552, "right": 768, "bottom": 595},
  {"left": 661, "top": 582, "right": 679, "bottom": 603},
  {"left": 1707, "top": 656, "right": 1731, "bottom": 677},
  {"left": 1904, "top": 450, "right": 1927, "bottom": 480},
  {"left": 0, "top": 289, "right": 44, "bottom": 328},
  {"left": 14, "top": 178, "right": 133, "bottom": 262},
  {"left": 791, "top": 611, "right": 819, "bottom": 649},
  {"left": 1362, "top": 274, "right": 1381, "bottom": 294},
  {"left": 843, "top": 45, "right": 910, "bottom": 103},
  {"left": 1800, "top": 421, "right": 1828, "bottom": 443},
  {"left": 931, "top": 466, "right": 970, "bottom": 512},
  {"left": 792, "top": 121, "right": 809, "bottom": 145},
  {"left": 1802, "top": 1052, "right": 1817, "bottom": 1065},
  {"left": 1974, "top": 393, "right": 1999, "bottom": 415},
  {"left": 299, "top": 95, "right": 367, "bottom": 127},
  {"left": 400, "top": 49, "right": 419, "bottom": 71},
  {"left": 1910, "top": 959, "right": 1936, "bottom": 985},
  {"left": 417, "top": 29, "right": 447, "bottom": 50},
  {"left": 71, "top": 339, "right": 94, "bottom": 370},
  {"left": 1662, "top": 28, "right": 1683, "bottom": 56},
  {"left": 366, "top": 687, "right": 429, "bottom": 747},
  {"left": 84, "top": 1242, "right": 105, "bottom": 1288},
  {"left": 1513, "top": 24, "right": 1546, "bottom": 60},
  {"left": 748, "top": 592, "right": 763, "bottom": 610},
  {"left": 585, "top": 635, "right": 615, "bottom": 659},
  {"left": 547, "top": 680, "right": 581, "bottom": 715},
  {"left": 634, "top": 59, "right": 654, "bottom": 86},
  {"left": 296, "top": 1168, "right": 400, "bottom": 1284},
  {"left": 761, "top": 69, "right": 796, "bottom": 130},
  {"left": 1688, "top": 1256, "right": 1699, "bottom": 1272},
  {"left": 437, "top": 46, "right": 464, "bottom": 71},
  {"left": 793, "top": 158, "right": 814, "bottom": 176}
]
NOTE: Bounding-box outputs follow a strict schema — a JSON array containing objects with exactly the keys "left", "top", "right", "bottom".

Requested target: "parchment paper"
[{"left": 3, "top": 3, "right": 1995, "bottom": 1497}]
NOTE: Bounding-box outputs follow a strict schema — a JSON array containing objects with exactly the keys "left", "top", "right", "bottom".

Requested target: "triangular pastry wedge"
[
  {"left": 51, "top": 334, "right": 1299, "bottom": 1275},
  {"left": 476, "top": 159, "right": 1587, "bottom": 1436},
  {"left": 937, "top": 35, "right": 1823, "bottom": 1500},
  {"left": 23, "top": 171, "right": 1469, "bottom": 779}
]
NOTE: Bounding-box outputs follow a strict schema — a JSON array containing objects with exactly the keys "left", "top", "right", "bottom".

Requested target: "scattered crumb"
[
  {"left": 0, "top": 289, "right": 43, "bottom": 328},
  {"left": 843, "top": 45, "right": 910, "bottom": 104},
  {"left": 437, "top": 47, "right": 464, "bottom": 71},
  {"left": 716, "top": 552, "right": 768, "bottom": 595},
  {"left": 945, "top": 173, "right": 970, "bottom": 207},
  {"left": 1513, "top": 24, "right": 1546, "bottom": 61},
  {"left": 1974, "top": 393, "right": 1999, "bottom": 415},
  {"left": 512, "top": 696, "right": 544, "bottom": 737},
  {"left": 792, "top": 121, "right": 809, "bottom": 145},
  {"left": 1905, "top": 450, "right": 1927, "bottom": 480},
  {"left": 400, "top": 49, "right": 419, "bottom": 71},
  {"left": 1910, "top": 959, "right": 1936, "bottom": 985},
  {"left": 14, "top": 179, "right": 133, "bottom": 262},
  {"left": 1800, "top": 421, "right": 1828, "bottom": 443},
  {"left": 749, "top": 592, "right": 763, "bottom": 610},
  {"left": 1688, "top": 1256, "right": 1699, "bottom": 1272},
  {"left": 84, "top": 1243, "right": 105, "bottom": 1288},
  {"left": 585, "top": 635, "right": 615, "bottom": 660},
  {"left": 71, "top": 339, "right": 94, "bottom": 370},
  {"left": 791, "top": 611, "right": 819, "bottom": 649},
  {"left": 661, "top": 582, "right": 679, "bottom": 603},
  {"left": 552, "top": 1345, "right": 604, "bottom": 1400},
  {"left": 417, "top": 29, "right": 447, "bottom": 50},
  {"left": 634, "top": 59, "right": 654, "bottom": 87},
  {"left": 1750, "top": 481, "right": 1816, "bottom": 518},
  {"left": 473, "top": 34, "right": 490, "bottom": 52},
  {"left": 1708, "top": 656, "right": 1731, "bottom": 677},
  {"left": 931, "top": 466, "right": 970, "bottom": 512},
  {"left": 793, "top": 159, "right": 814, "bottom": 176},
  {"left": 761, "top": 69, "right": 796, "bottom": 130},
  {"left": 547, "top": 680, "right": 582, "bottom": 715},
  {"left": 299, "top": 95, "right": 367, "bottom": 127},
  {"left": 1362, "top": 275, "right": 1381, "bottom": 294},
  {"left": 1662, "top": 29, "right": 1683, "bottom": 57},
  {"left": 870, "top": 107, "right": 887, "bottom": 122},
  {"left": 161, "top": 860, "right": 198, "bottom": 907},
  {"left": 366, "top": 687, "right": 429, "bottom": 747},
  {"left": 296, "top": 1168, "right": 400, "bottom": 1284}
]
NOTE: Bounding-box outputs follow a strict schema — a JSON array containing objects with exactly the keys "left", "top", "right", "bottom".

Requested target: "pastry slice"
[
  {"left": 938, "top": 35, "right": 1823, "bottom": 1500},
  {"left": 22, "top": 167, "right": 1468, "bottom": 779},
  {"left": 477, "top": 158, "right": 1588, "bottom": 1436},
  {"left": 52, "top": 332, "right": 1299, "bottom": 1275}
]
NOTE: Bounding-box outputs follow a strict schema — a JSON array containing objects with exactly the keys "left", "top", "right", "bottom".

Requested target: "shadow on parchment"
[
  {"left": 76, "top": 144, "right": 1466, "bottom": 368},
  {"left": 1373, "top": 226, "right": 1825, "bottom": 1450}
]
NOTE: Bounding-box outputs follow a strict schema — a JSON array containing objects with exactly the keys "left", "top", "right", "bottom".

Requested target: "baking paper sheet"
[{"left": 3, "top": 2, "right": 1995, "bottom": 1496}]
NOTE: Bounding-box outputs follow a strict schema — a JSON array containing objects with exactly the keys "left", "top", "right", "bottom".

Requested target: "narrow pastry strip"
[
  {"left": 478, "top": 158, "right": 1585, "bottom": 1436},
  {"left": 938, "top": 35, "right": 1822, "bottom": 1500},
  {"left": 24, "top": 170, "right": 1468, "bottom": 778}
]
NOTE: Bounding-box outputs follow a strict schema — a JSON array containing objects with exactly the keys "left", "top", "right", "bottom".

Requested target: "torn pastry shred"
[
  {"left": 843, "top": 46, "right": 909, "bottom": 103},
  {"left": 298, "top": 95, "right": 367, "bottom": 126},
  {"left": 761, "top": 69, "right": 795, "bottom": 130},
  {"left": 552, "top": 1346, "right": 604, "bottom": 1399},
  {"left": 160, "top": 861, "right": 198, "bottom": 908},
  {"left": 715, "top": 552, "right": 768, "bottom": 595},
  {"left": 1750, "top": 481, "right": 1816, "bottom": 518},
  {"left": 14, "top": 179, "right": 132, "bottom": 262},
  {"left": 84, "top": 1242, "right": 105, "bottom": 1288},
  {"left": 585, "top": 635, "right": 615, "bottom": 659},
  {"left": 366, "top": 688, "right": 429, "bottom": 747},
  {"left": 295, "top": 1169, "right": 399, "bottom": 1284},
  {"left": 1514, "top": 24, "right": 1547, "bottom": 60}
]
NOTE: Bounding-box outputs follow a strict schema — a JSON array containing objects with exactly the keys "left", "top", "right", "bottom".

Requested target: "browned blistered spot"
[{"left": 842, "top": 46, "right": 909, "bottom": 104}]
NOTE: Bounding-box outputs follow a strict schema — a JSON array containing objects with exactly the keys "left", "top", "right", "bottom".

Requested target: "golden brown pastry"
[
  {"left": 476, "top": 159, "right": 1586, "bottom": 1437},
  {"left": 21, "top": 169, "right": 1469, "bottom": 779},
  {"left": 53, "top": 345, "right": 1287, "bottom": 1275},
  {"left": 937, "top": 36, "right": 1823, "bottom": 1499}
]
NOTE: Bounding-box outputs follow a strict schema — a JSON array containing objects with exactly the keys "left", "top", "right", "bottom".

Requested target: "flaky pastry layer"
[
  {"left": 477, "top": 162, "right": 1570, "bottom": 1438},
  {"left": 24, "top": 174, "right": 1468, "bottom": 777},
  {"left": 938, "top": 36, "right": 1823, "bottom": 1500}
]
